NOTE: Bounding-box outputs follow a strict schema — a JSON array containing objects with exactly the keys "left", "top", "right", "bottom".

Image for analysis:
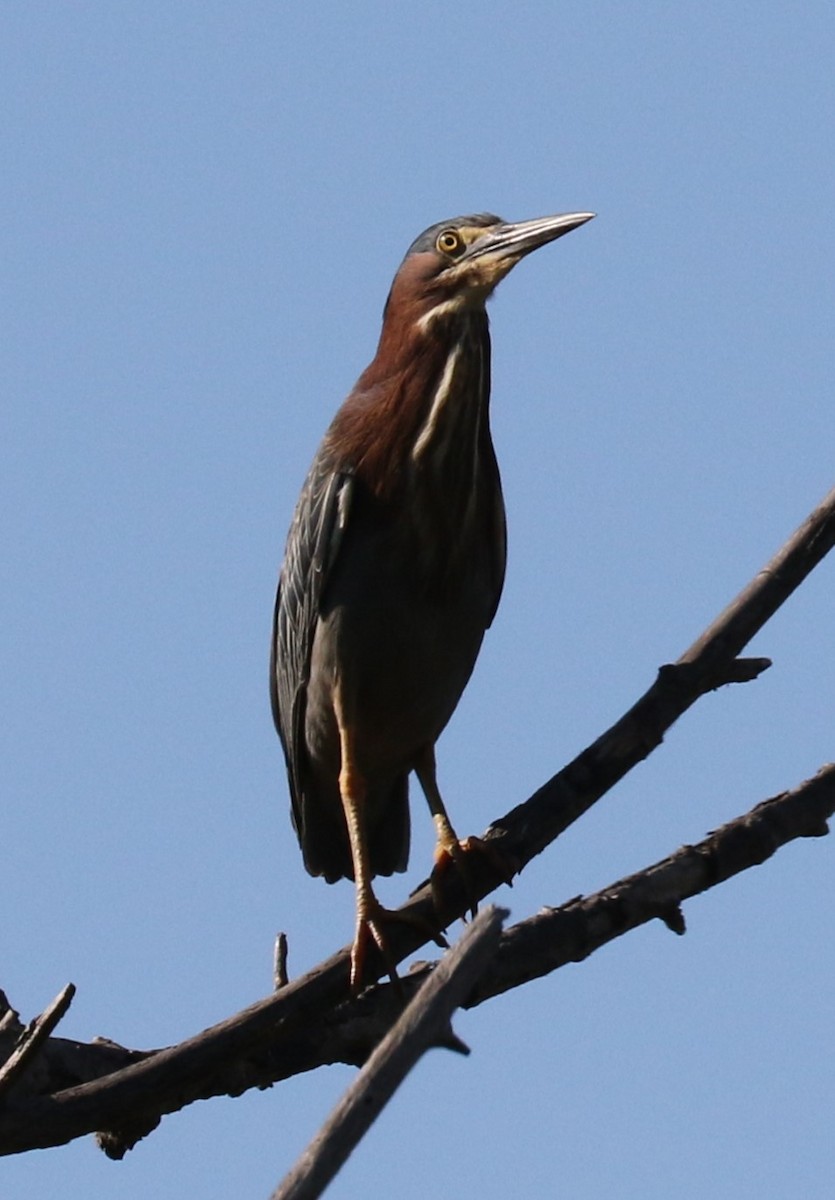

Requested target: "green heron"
[{"left": 271, "top": 210, "right": 594, "bottom": 989}]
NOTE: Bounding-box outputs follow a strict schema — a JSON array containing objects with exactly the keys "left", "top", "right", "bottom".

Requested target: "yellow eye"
[{"left": 436, "top": 229, "right": 464, "bottom": 257}]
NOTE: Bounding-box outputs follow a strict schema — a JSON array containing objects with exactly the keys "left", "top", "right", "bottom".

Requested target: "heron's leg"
[
  {"left": 413, "top": 746, "right": 465, "bottom": 864},
  {"left": 413, "top": 746, "right": 480, "bottom": 918},
  {"left": 414, "top": 745, "right": 515, "bottom": 918},
  {"left": 334, "top": 686, "right": 399, "bottom": 992}
]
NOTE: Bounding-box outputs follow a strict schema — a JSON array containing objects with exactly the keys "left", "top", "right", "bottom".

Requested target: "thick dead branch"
[
  {"left": 0, "top": 487, "right": 833, "bottom": 1158},
  {"left": 272, "top": 907, "right": 505, "bottom": 1200},
  {"left": 1, "top": 762, "right": 832, "bottom": 1159}
]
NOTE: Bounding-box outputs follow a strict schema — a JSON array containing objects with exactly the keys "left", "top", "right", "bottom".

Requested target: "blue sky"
[{"left": 3, "top": 4, "right": 834, "bottom": 1197}]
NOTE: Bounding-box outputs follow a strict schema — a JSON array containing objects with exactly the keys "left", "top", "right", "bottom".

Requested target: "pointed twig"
[
  {"left": 0, "top": 992, "right": 22, "bottom": 1037},
  {"left": 274, "top": 934, "right": 289, "bottom": 991},
  {"left": 0, "top": 985, "right": 76, "bottom": 1100}
]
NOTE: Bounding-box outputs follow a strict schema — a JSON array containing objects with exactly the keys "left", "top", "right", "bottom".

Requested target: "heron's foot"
[
  {"left": 350, "top": 900, "right": 447, "bottom": 994},
  {"left": 431, "top": 834, "right": 518, "bottom": 918}
]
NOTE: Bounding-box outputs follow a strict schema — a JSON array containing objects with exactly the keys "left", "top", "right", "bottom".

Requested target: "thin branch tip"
[
  {"left": 274, "top": 933, "right": 289, "bottom": 991},
  {"left": 722, "top": 656, "right": 772, "bottom": 685},
  {"left": 436, "top": 1027, "right": 470, "bottom": 1056},
  {"left": 0, "top": 983, "right": 76, "bottom": 1100}
]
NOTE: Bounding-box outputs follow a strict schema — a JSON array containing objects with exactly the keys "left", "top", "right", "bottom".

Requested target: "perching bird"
[{"left": 271, "top": 210, "right": 594, "bottom": 989}]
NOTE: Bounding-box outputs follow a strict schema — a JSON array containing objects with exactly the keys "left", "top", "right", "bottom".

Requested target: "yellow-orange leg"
[
  {"left": 334, "top": 686, "right": 401, "bottom": 992},
  {"left": 414, "top": 746, "right": 481, "bottom": 917},
  {"left": 415, "top": 746, "right": 516, "bottom": 917}
]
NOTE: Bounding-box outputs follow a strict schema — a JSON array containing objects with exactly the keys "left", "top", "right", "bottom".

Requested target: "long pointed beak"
[{"left": 467, "top": 211, "right": 595, "bottom": 264}]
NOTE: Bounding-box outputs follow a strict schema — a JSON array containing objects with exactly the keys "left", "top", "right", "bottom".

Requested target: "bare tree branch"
[
  {"left": 467, "top": 763, "right": 834, "bottom": 1004},
  {"left": 0, "top": 486, "right": 833, "bottom": 1159},
  {"left": 1, "top": 760, "right": 831, "bottom": 1160},
  {"left": 488, "top": 483, "right": 835, "bottom": 874},
  {"left": 272, "top": 907, "right": 506, "bottom": 1200}
]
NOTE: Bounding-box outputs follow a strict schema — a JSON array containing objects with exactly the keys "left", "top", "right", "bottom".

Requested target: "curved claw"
[
  {"left": 350, "top": 905, "right": 393, "bottom": 993},
  {"left": 349, "top": 900, "right": 448, "bottom": 994}
]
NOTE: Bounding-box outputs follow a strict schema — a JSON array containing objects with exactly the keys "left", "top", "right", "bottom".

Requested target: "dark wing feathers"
[{"left": 270, "top": 451, "right": 354, "bottom": 819}]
